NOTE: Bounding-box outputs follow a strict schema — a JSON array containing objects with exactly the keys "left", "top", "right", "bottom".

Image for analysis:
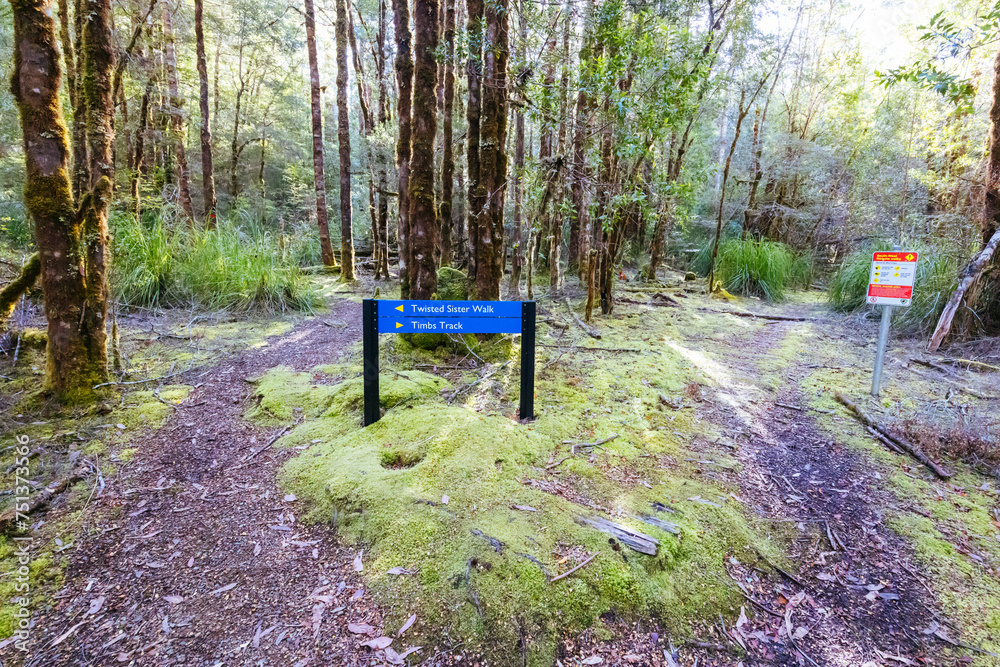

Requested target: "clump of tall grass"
[
  {"left": 111, "top": 210, "right": 317, "bottom": 313},
  {"left": 828, "top": 241, "right": 962, "bottom": 335},
  {"left": 694, "top": 237, "right": 811, "bottom": 301}
]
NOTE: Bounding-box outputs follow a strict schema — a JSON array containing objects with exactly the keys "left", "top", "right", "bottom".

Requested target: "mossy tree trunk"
[
  {"left": 304, "top": 0, "right": 337, "bottom": 267},
  {"left": 393, "top": 0, "right": 413, "bottom": 296},
  {"left": 408, "top": 0, "right": 439, "bottom": 299},
  {"left": 474, "top": 0, "right": 508, "bottom": 300},
  {"left": 507, "top": 0, "right": 525, "bottom": 297},
  {"left": 335, "top": 0, "right": 356, "bottom": 279},
  {"left": 163, "top": 0, "right": 195, "bottom": 220},
  {"left": 131, "top": 76, "right": 154, "bottom": 218},
  {"left": 439, "top": 0, "right": 456, "bottom": 268},
  {"left": 10, "top": 0, "right": 110, "bottom": 399},
  {"left": 465, "top": 0, "right": 483, "bottom": 283},
  {"left": 80, "top": 0, "right": 115, "bottom": 380},
  {"left": 569, "top": 0, "right": 593, "bottom": 280},
  {"left": 0, "top": 253, "right": 41, "bottom": 319},
  {"left": 375, "top": 0, "right": 390, "bottom": 279},
  {"left": 194, "top": 0, "right": 217, "bottom": 222},
  {"left": 348, "top": 5, "right": 377, "bottom": 280}
]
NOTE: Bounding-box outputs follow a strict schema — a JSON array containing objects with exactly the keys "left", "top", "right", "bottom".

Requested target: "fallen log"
[
  {"left": 563, "top": 299, "right": 601, "bottom": 340},
  {"left": 833, "top": 392, "right": 952, "bottom": 479},
  {"left": 928, "top": 226, "right": 1000, "bottom": 352},
  {"left": 941, "top": 357, "right": 1000, "bottom": 373},
  {"left": 0, "top": 463, "right": 91, "bottom": 534},
  {"left": 724, "top": 310, "right": 809, "bottom": 322}
]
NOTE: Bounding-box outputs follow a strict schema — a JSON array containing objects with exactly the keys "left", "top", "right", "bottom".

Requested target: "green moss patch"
[{"left": 270, "top": 311, "right": 786, "bottom": 665}]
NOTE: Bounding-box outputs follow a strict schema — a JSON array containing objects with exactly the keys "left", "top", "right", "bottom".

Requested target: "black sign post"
[{"left": 361, "top": 299, "right": 535, "bottom": 425}]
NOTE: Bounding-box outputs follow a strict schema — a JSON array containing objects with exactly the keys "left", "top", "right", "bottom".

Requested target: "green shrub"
[
  {"left": 706, "top": 237, "right": 811, "bottom": 301},
  {"left": 111, "top": 211, "right": 178, "bottom": 307},
  {"left": 828, "top": 240, "right": 894, "bottom": 313},
  {"left": 0, "top": 201, "right": 33, "bottom": 250},
  {"left": 110, "top": 209, "right": 317, "bottom": 313},
  {"left": 828, "top": 241, "right": 963, "bottom": 335}
]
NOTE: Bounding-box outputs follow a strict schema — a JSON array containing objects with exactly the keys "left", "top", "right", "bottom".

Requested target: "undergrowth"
[
  {"left": 111, "top": 210, "right": 317, "bottom": 313},
  {"left": 692, "top": 236, "right": 811, "bottom": 301}
]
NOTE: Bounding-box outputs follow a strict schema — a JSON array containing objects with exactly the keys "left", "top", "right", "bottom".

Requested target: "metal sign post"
[
  {"left": 867, "top": 246, "right": 918, "bottom": 397},
  {"left": 362, "top": 299, "right": 536, "bottom": 425}
]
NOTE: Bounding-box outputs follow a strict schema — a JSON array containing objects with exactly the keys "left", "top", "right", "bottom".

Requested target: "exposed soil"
[
  {"left": 12, "top": 301, "right": 400, "bottom": 666},
  {"left": 710, "top": 313, "right": 941, "bottom": 666}
]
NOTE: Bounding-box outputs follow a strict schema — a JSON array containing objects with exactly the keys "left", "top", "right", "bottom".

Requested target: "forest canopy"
[{"left": 2, "top": 0, "right": 1000, "bottom": 396}]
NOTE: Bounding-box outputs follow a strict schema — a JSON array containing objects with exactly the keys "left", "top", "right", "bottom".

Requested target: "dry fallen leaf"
[
  {"left": 397, "top": 613, "right": 416, "bottom": 637},
  {"left": 284, "top": 494, "right": 297, "bottom": 502},
  {"left": 88, "top": 596, "right": 106, "bottom": 615},
  {"left": 361, "top": 636, "right": 393, "bottom": 650},
  {"left": 163, "top": 595, "right": 184, "bottom": 604},
  {"left": 354, "top": 550, "right": 364, "bottom": 572},
  {"left": 581, "top": 657, "right": 603, "bottom": 665},
  {"left": 210, "top": 583, "right": 237, "bottom": 595},
  {"left": 348, "top": 622, "right": 375, "bottom": 635},
  {"left": 385, "top": 646, "right": 421, "bottom": 664},
  {"left": 253, "top": 543, "right": 261, "bottom": 556},
  {"left": 387, "top": 567, "right": 416, "bottom": 575},
  {"left": 350, "top": 588, "right": 364, "bottom": 601}
]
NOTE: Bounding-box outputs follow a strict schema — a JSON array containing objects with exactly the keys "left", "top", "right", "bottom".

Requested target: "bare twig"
[{"left": 550, "top": 552, "right": 597, "bottom": 583}]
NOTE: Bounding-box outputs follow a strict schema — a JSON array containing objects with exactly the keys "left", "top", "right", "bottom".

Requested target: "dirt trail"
[
  {"left": 692, "top": 305, "right": 946, "bottom": 666},
  {"left": 18, "top": 301, "right": 390, "bottom": 666}
]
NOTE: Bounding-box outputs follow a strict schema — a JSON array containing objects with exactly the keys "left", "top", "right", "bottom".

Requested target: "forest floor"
[{"left": 1, "top": 271, "right": 1000, "bottom": 667}]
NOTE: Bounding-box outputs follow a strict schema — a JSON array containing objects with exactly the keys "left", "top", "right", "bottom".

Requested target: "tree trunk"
[
  {"left": 131, "top": 77, "right": 154, "bottom": 219},
  {"left": 569, "top": 2, "right": 593, "bottom": 279},
  {"left": 11, "top": 0, "right": 109, "bottom": 398},
  {"left": 70, "top": 0, "right": 88, "bottom": 199},
  {"left": 163, "top": 0, "right": 194, "bottom": 219},
  {"left": 335, "top": 0, "right": 355, "bottom": 279},
  {"left": 439, "top": 0, "right": 456, "bottom": 268},
  {"left": 230, "top": 45, "right": 246, "bottom": 205},
  {"left": 984, "top": 46, "right": 1000, "bottom": 243},
  {"left": 408, "top": 0, "right": 439, "bottom": 298},
  {"left": 80, "top": 0, "right": 115, "bottom": 383},
  {"left": 465, "top": 0, "right": 484, "bottom": 283},
  {"left": 508, "top": 0, "right": 525, "bottom": 296},
  {"left": 474, "top": 0, "right": 508, "bottom": 300},
  {"left": 304, "top": 0, "right": 337, "bottom": 267},
  {"left": 194, "top": 0, "right": 216, "bottom": 221},
  {"left": 376, "top": 0, "right": 390, "bottom": 279},
  {"left": 393, "top": 0, "right": 413, "bottom": 295}
]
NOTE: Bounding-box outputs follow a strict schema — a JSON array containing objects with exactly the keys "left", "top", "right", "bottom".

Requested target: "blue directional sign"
[
  {"left": 363, "top": 299, "right": 535, "bottom": 425},
  {"left": 377, "top": 300, "right": 523, "bottom": 319},
  {"left": 377, "top": 300, "right": 522, "bottom": 334}
]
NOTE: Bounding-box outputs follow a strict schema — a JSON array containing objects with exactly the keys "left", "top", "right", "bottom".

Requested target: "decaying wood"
[
  {"left": 636, "top": 514, "right": 680, "bottom": 535},
  {"left": 549, "top": 552, "right": 597, "bottom": 583},
  {"left": 941, "top": 357, "right": 1000, "bottom": 373},
  {"left": 722, "top": 310, "right": 809, "bottom": 322},
  {"left": 927, "top": 226, "right": 1000, "bottom": 352},
  {"left": 903, "top": 361, "right": 996, "bottom": 400},
  {"left": 576, "top": 515, "right": 659, "bottom": 555},
  {"left": 0, "top": 463, "right": 91, "bottom": 534},
  {"left": 618, "top": 297, "right": 679, "bottom": 308},
  {"left": 563, "top": 434, "right": 619, "bottom": 454},
  {"left": 834, "top": 392, "right": 952, "bottom": 479},
  {"left": 563, "top": 299, "right": 601, "bottom": 339}
]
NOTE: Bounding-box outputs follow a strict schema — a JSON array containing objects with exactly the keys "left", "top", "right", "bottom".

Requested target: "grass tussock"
[
  {"left": 111, "top": 210, "right": 317, "bottom": 313},
  {"left": 693, "top": 237, "right": 811, "bottom": 302},
  {"left": 828, "top": 240, "right": 962, "bottom": 335}
]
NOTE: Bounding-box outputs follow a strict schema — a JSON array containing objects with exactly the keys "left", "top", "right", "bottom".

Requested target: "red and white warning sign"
[{"left": 868, "top": 251, "right": 918, "bottom": 306}]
